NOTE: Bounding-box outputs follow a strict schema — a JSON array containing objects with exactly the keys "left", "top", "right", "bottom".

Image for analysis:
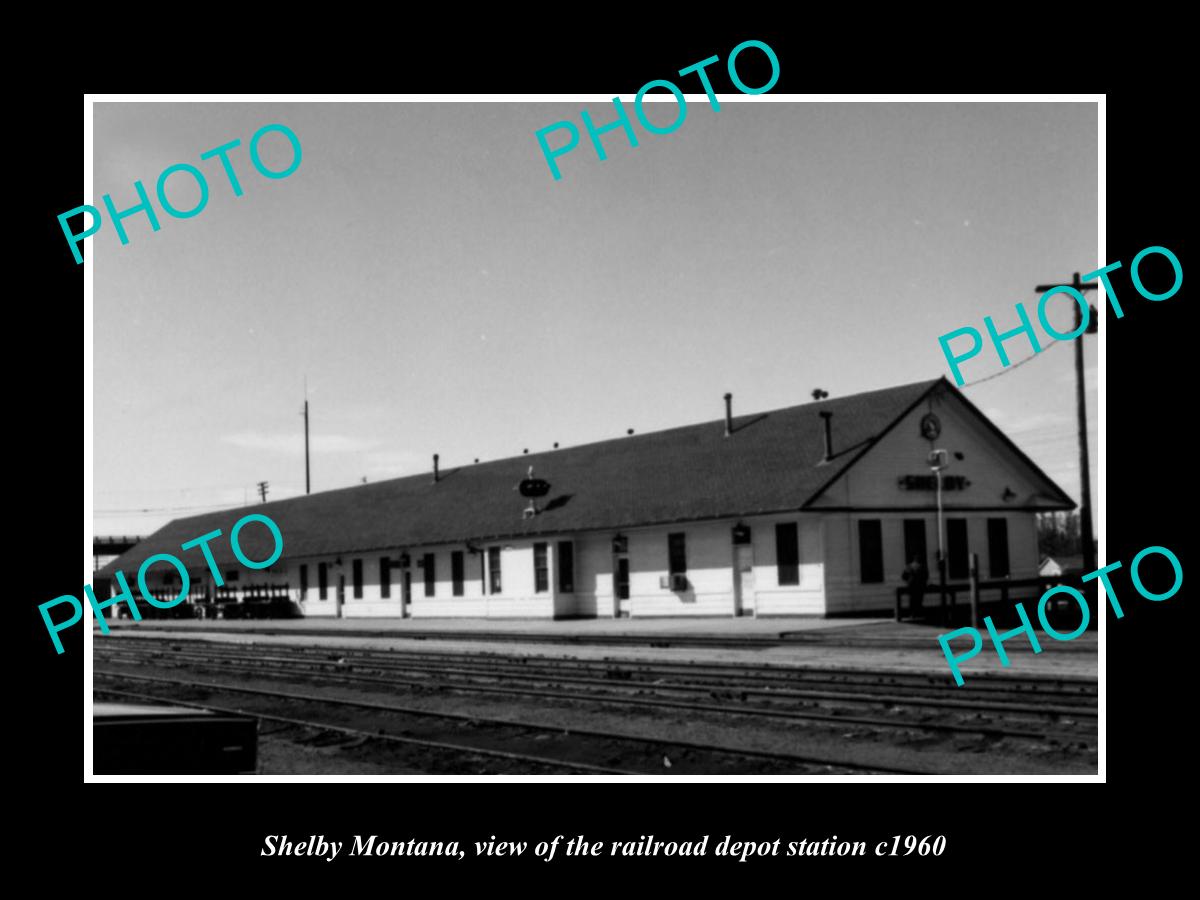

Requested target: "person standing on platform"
[{"left": 901, "top": 557, "right": 928, "bottom": 619}]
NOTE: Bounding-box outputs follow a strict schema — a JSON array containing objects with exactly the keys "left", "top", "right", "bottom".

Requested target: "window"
[
  {"left": 224, "top": 570, "right": 239, "bottom": 582},
  {"left": 668, "top": 533, "right": 687, "bottom": 575},
  {"left": 534, "top": 543, "right": 549, "bottom": 593},
  {"left": 352, "top": 559, "right": 363, "bottom": 599},
  {"left": 380, "top": 557, "right": 391, "bottom": 598},
  {"left": 987, "top": 518, "right": 1010, "bottom": 578},
  {"left": 318, "top": 563, "right": 328, "bottom": 600},
  {"left": 299, "top": 564, "right": 308, "bottom": 600},
  {"left": 557, "top": 541, "right": 575, "bottom": 593},
  {"left": 947, "top": 519, "right": 969, "bottom": 580},
  {"left": 488, "top": 547, "right": 502, "bottom": 594},
  {"left": 423, "top": 553, "right": 436, "bottom": 597},
  {"left": 615, "top": 557, "right": 630, "bottom": 600},
  {"left": 858, "top": 519, "right": 884, "bottom": 584},
  {"left": 775, "top": 522, "right": 799, "bottom": 586},
  {"left": 903, "top": 519, "right": 928, "bottom": 569},
  {"left": 451, "top": 551, "right": 464, "bottom": 597}
]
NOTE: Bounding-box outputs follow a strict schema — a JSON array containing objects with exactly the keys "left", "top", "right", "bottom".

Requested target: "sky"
[{"left": 92, "top": 100, "right": 1098, "bottom": 538}]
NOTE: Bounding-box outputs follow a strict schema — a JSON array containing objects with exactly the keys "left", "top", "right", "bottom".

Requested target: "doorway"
[
  {"left": 733, "top": 544, "right": 756, "bottom": 616},
  {"left": 903, "top": 519, "right": 928, "bottom": 570},
  {"left": 614, "top": 554, "right": 631, "bottom": 617},
  {"left": 336, "top": 575, "right": 345, "bottom": 618}
]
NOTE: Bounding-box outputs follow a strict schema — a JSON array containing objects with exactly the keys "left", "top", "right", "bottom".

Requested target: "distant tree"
[{"left": 1037, "top": 511, "right": 1082, "bottom": 558}]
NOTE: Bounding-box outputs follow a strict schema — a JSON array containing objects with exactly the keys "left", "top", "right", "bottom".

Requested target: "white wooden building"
[{"left": 101, "top": 378, "right": 1074, "bottom": 619}]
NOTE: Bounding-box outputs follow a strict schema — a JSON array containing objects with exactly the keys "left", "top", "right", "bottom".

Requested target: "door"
[
  {"left": 403, "top": 570, "right": 412, "bottom": 618},
  {"left": 733, "top": 544, "right": 756, "bottom": 616},
  {"left": 903, "top": 519, "right": 928, "bottom": 570},
  {"left": 336, "top": 575, "right": 345, "bottom": 618},
  {"left": 614, "top": 555, "right": 631, "bottom": 617}
]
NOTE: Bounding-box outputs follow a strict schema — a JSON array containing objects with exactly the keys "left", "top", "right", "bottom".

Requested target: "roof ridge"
[{"left": 278, "top": 376, "right": 949, "bottom": 501}]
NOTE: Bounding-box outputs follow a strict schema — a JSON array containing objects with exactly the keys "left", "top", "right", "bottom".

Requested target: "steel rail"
[
  {"left": 100, "top": 635, "right": 1100, "bottom": 693},
  {"left": 94, "top": 686, "right": 638, "bottom": 775},
  {"left": 97, "top": 644, "right": 1098, "bottom": 718},
  {"left": 94, "top": 655, "right": 1076, "bottom": 741},
  {"left": 93, "top": 669, "right": 930, "bottom": 775}
]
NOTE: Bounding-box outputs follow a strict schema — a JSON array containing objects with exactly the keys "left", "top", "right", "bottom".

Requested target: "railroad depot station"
[{"left": 98, "top": 378, "right": 1074, "bottom": 620}]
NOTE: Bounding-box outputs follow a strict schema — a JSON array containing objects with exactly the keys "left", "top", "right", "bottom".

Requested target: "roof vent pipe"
[
  {"left": 724, "top": 393, "right": 733, "bottom": 437},
  {"left": 819, "top": 411, "right": 833, "bottom": 461},
  {"left": 433, "top": 453, "right": 440, "bottom": 483}
]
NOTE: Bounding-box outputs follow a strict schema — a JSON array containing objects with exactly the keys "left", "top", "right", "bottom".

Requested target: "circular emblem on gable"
[
  {"left": 518, "top": 478, "right": 551, "bottom": 498},
  {"left": 920, "top": 413, "right": 942, "bottom": 440}
]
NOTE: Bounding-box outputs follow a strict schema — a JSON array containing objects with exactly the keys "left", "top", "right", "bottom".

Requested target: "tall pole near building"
[
  {"left": 1035, "top": 272, "right": 1097, "bottom": 579},
  {"left": 1072, "top": 300, "right": 1096, "bottom": 578},
  {"left": 929, "top": 450, "right": 948, "bottom": 624},
  {"left": 303, "top": 376, "right": 311, "bottom": 495}
]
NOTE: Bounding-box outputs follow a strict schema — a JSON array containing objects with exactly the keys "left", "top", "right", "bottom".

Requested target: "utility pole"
[
  {"left": 303, "top": 399, "right": 311, "bottom": 495},
  {"left": 929, "top": 449, "right": 949, "bottom": 625},
  {"left": 257, "top": 480, "right": 269, "bottom": 503},
  {"left": 1034, "top": 272, "right": 1098, "bottom": 580},
  {"left": 302, "top": 376, "right": 311, "bottom": 495}
]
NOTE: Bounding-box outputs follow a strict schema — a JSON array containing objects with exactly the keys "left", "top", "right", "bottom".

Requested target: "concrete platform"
[{"left": 103, "top": 615, "right": 882, "bottom": 639}]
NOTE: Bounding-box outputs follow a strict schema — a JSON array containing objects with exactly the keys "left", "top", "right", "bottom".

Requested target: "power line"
[
  {"left": 959, "top": 339, "right": 1063, "bottom": 388},
  {"left": 95, "top": 502, "right": 241, "bottom": 515},
  {"left": 97, "top": 487, "right": 305, "bottom": 516},
  {"left": 1016, "top": 432, "right": 1087, "bottom": 444},
  {"left": 95, "top": 482, "right": 256, "bottom": 495}
]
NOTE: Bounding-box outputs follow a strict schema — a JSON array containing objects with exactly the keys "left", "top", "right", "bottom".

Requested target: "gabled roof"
[
  {"left": 1040, "top": 554, "right": 1085, "bottom": 573},
  {"left": 97, "top": 377, "right": 1069, "bottom": 577}
]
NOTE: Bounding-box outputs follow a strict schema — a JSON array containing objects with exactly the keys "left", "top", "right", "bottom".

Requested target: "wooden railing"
[
  {"left": 895, "top": 555, "right": 1086, "bottom": 627},
  {"left": 213, "top": 583, "right": 292, "bottom": 602},
  {"left": 130, "top": 583, "right": 299, "bottom": 619}
]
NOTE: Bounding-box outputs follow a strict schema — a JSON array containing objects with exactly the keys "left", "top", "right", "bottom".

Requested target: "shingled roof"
[{"left": 98, "top": 377, "right": 1062, "bottom": 577}]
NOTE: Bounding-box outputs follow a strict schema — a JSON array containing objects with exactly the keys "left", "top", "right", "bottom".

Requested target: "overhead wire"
[{"left": 959, "top": 338, "right": 1064, "bottom": 388}]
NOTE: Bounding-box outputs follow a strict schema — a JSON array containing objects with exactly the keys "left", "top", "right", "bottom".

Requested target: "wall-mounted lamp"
[{"left": 1002, "top": 487, "right": 1017, "bottom": 502}]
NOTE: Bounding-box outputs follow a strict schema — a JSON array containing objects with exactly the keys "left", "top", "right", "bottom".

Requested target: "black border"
[{"left": 28, "top": 28, "right": 1187, "bottom": 884}]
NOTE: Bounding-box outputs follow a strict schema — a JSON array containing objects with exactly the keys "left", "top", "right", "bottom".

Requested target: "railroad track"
[
  {"left": 95, "top": 638, "right": 1097, "bottom": 743},
  {"left": 93, "top": 673, "right": 923, "bottom": 775},
  {"left": 99, "top": 637, "right": 1097, "bottom": 703},
  {"left": 93, "top": 685, "right": 637, "bottom": 775}
]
